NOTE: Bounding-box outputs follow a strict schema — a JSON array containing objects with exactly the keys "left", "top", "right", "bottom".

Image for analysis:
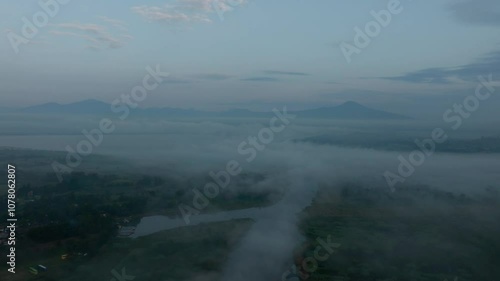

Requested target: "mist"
[{"left": 1, "top": 113, "right": 499, "bottom": 280}]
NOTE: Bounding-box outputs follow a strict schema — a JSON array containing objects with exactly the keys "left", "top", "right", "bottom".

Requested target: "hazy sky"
[{"left": 1, "top": 0, "right": 500, "bottom": 117}]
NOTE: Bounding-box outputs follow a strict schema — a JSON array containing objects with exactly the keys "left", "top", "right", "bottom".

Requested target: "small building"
[{"left": 37, "top": 265, "right": 48, "bottom": 272}]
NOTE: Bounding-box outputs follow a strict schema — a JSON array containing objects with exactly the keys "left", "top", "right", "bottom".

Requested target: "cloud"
[
  {"left": 98, "top": 16, "right": 129, "bottom": 31},
  {"left": 192, "top": 73, "right": 233, "bottom": 80},
  {"left": 263, "top": 70, "right": 309, "bottom": 76},
  {"left": 182, "top": 0, "right": 225, "bottom": 12},
  {"left": 448, "top": 0, "right": 500, "bottom": 25},
  {"left": 382, "top": 68, "right": 456, "bottom": 84},
  {"left": 241, "top": 77, "right": 280, "bottom": 82},
  {"left": 131, "top": 5, "right": 211, "bottom": 24},
  {"left": 380, "top": 50, "right": 500, "bottom": 84},
  {"left": 163, "top": 77, "right": 193, "bottom": 84},
  {"left": 50, "top": 17, "right": 132, "bottom": 50},
  {"left": 131, "top": 0, "right": 246, "bottom": 25},
  {"left": 55, "top": 23, "right": 105, "bottom": 34},
  {"left": 50, "top": 30, "right": 100, "bottom": 44}
]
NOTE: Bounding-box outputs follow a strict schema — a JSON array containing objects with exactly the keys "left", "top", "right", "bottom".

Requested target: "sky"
[{"left": 1, "top": 0, "right": 500, "bottom": 118}]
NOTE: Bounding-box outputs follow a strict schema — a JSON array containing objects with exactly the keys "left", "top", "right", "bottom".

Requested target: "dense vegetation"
[
  {"left": 0, "top": 159, "right": 272, "bottom": 281},
  {"left": 298, "top": 183, "right": 500, "bottom": 281}
]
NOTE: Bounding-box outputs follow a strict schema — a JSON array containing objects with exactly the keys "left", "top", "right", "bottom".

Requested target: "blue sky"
[{"left": 1, "top": 0, "right": 500, "bottom": 117}]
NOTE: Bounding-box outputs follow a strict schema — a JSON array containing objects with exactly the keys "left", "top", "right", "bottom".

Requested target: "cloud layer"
[
  {"left": 382, "top": 50, "right": 500, "bottom": 84},
  {"left": 132, "top": 0, "right": 246, "bottom": 25}
]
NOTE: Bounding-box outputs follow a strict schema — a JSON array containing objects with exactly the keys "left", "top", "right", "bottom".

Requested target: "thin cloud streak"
[
  {"left": 49, "top": 18, "right": 133, "bottom": 50},
  {"left": 380, "top": 50, "right": 500, "bottom": 84}
]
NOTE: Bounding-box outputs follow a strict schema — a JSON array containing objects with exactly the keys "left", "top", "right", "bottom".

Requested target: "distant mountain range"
[{"left": 18, "top": 99, "right": 410, "bottom": 120}]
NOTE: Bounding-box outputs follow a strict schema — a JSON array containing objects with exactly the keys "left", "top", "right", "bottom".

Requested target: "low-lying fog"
[
  {"left": 0, "top": 114, "right": 498, "bottom": 195},
  {"left": 1, "top": 114, "right": 499, "bottom": 281}
]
